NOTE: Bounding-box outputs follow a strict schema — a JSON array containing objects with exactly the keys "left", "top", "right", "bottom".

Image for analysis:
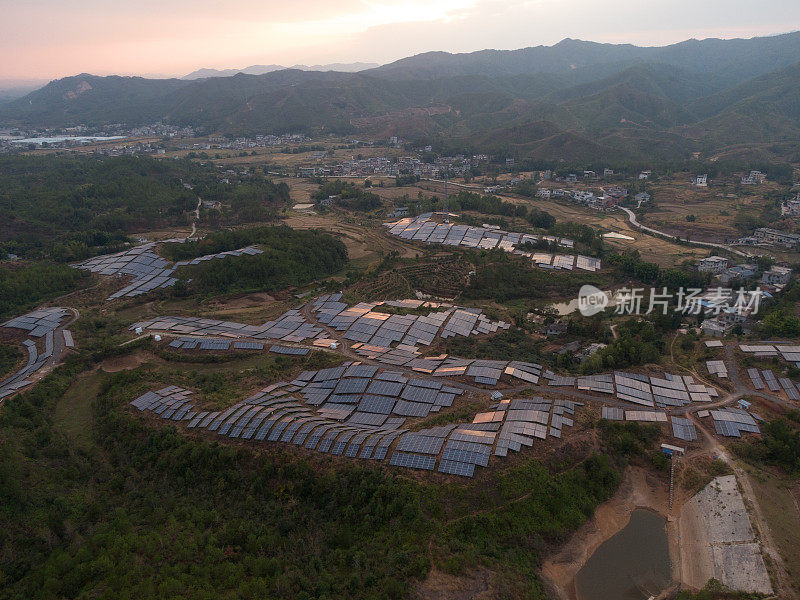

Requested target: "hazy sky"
[{"left": 2, "top": 0, "right": 799, "bottom": 80}]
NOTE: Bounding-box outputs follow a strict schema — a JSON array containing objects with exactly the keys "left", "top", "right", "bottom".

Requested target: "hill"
[
  {"left": 367, "top": 32, "right": 800, "bottom": 84},
  {"left": 182, "top": 62, "right": 380, "bottom": 79},
  {"left": 3, "top": 34, "right": 800, "bottom": 161}
]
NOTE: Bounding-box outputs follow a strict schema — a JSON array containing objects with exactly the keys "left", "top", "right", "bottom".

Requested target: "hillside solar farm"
[{"left": 4, "top": 20, "right": 800, "bottom": 600}]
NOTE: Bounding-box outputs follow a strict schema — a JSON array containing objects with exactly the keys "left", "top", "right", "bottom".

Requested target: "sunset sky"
[{"left": 2, "top": 0, "right": 799, "bottom": 80}]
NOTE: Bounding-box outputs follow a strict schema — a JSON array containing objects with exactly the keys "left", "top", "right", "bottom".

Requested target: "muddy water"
[{"left": 574, "top": 509, "right": 670, "bottom": 600}]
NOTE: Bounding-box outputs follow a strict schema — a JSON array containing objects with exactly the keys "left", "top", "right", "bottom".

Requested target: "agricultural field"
[{"left": 639, "top": 173, "right": 783, "bottom": 242}]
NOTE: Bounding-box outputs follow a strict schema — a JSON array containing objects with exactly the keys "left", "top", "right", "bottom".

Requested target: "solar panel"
[
  {"left": 346, "top": 412, "right": 388, "bottom": 427},
  {"left": 671, "top": 416, "right": 697, "bottom": 441},
  {"left": 389, "top": 452, "right": 437, "bottom": 470},
  {"left": 365, "top": 379, "right": 403, "bottom": 396},
  {"left": 601, "top": 406, "right": 624, "bottom": 420},
  {"left": 270, "top": 345, "right": 310, "bottom": 356},
  {"left": 393, "top": 400, "right": 432, "bottom": 417},
  {"left": 437, "top": 459, "right": 475, "bottom": 477},
  {"left": 233, "top": 341, "right": 264, "bottom": 350},
  {"left": 396, "top": 433, "right": 445, "bottom": 454},
  {"left": 353, "top": 395, "right": 393, "bottom": 414}
]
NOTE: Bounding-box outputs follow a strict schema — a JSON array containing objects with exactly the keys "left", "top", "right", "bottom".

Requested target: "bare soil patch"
[{"left": 101, "top": 351, "right": 147, "bottom": 373}]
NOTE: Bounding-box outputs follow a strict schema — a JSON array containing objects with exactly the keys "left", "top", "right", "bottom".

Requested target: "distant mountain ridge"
[
  {"left": 367, "top": 32, "right": 800, "bottom": 86},
  {"left": 3, "top": 33, "right": 800, "bottom": 162},
  {"left": 182, "top": 62, "right": 380, "bottom": 80}
]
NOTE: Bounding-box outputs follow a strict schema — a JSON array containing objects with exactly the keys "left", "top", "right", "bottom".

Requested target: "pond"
[{"left": 574, "top": 509, "right": 670, "bottom": 600}]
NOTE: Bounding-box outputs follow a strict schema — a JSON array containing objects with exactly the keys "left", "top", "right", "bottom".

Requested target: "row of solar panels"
[
  {"left": 132, "top": 385, "right": 490, "bottom": 476},
  {"left": 3, "top": 307, "right": 69, "bottom": 338},
  {"left": 351, "top": 344, "right": 542, "bottom": 387},
  {"left": 314, "top": 301, "right": 509, "bottom": 348},
  {"left": 76, "top": 243, "right": 263, "bottom": 300},
  {"left": 748, "top": 368, "right": 800, "bottom": 400},
  {"left": 132, "top": 310, "right": 323, "bottom": 343},
  {"left": 0, "top": 317, "right": 74, "bottom": 400},
  {"left": 386, "top": 215, "right": 576, "bottom": 252}
]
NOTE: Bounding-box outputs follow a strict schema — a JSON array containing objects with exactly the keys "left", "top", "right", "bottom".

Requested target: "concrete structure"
[
  {"left": 679, "top": 475, "right": 772, "bottom": 595},
  {"left": 693, "top": 174, "right": 708, "bottom": 187},
  {"left": 741, "top": 170, "right": 766, "bottom": 185},
  {"left": 718, "top": 263, "right": 757, "bottom": 284},
  {"left": 782, "top": 197, "right": 800, "bottom": 216},
  {"left": 754, "top": 228, "right": 800, "bottom": 248},
  {"left": 698, "top": 256, "right": 729, "bottom": 274},
  {"left": 761, "top": 265, "right": 792, "bottom": 286},
  {"left": 701, "top": 319, "right": 732, "bottom": 337}
]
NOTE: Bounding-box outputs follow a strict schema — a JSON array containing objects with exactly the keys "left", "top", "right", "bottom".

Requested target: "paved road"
[
  {"left": 45, "top": 308, "right": 78, "bottom": 368},
  {"left": 618, "top": 206, "right": 750, "bottom": 258}
]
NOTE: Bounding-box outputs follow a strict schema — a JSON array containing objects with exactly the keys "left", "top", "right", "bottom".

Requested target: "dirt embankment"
[{"left": 541, "top": 466, "right": 682, "bottom": 600}]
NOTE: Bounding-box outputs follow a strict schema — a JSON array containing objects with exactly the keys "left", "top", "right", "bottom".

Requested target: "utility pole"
[
  {"left": 669, "top": 453, "right": 676, "bottom": 511},
  {"left": 443, "top": 172, "right": 449, "bottom": 223}
]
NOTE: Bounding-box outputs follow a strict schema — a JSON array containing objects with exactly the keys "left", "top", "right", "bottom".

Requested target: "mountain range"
[
  {"left": 182, "top": 62, "right": 380, "bottom": 80},
  {"left": 3, "top": 32, "right": 800, "bottom": 162}
]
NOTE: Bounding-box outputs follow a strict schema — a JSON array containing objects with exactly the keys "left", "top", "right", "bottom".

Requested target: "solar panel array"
[
  {"left": 384, "top": 215, "right": 603, "bottom": 274},
  {"left": 350, "top": 343, "right": 542, "bottom": 387},
  {"left": 710, "top": 408, "right": 761, "bottom": 437},
  {"left": 168, "top": 337, "right": 262, "bottom": 351},
  {"left": 130, "top": 361, "right": 585, "bottom": 477},
  {"left": 779, "top": 377, "right": 800, "bottom": 401},
  {"left": 74, "top": 243, "right": 263, "bottom": 300},
  {"left": 494, "top": 397, "right": 580, "bottom": 456},
  {"left": 292, "top": 367, "right": 464, "bottom": 421},
  {"left": 747, "top": 368, "right": 765, "bottom": 390},
  {"left": 761, "top": 370, "right": 780, "bottom": 392},
  {"left": 542, "top": 369, "right": 717, "bottom": 408},
  {"left": 1, "top": 308, "right": 71, "bottom": 401},
  {"left": 601, "top": 406, "right": 624, "bottom": 420},
  {"left": 577, "top": 373, "right": 614, "bottom": 394},
  {"left": 740, "top": 343, "right": 800, "bottom": 367},
  {"left": 706, "top": 360, "right": 728, "bottom": 378},
  {"left": 311, "top": 298, "right": 510, "bottom": 348},
  {"left": 671, "top": 416, "right": 697, "bottom": 441},
  {"left": 131, "top": 309, "right": 323, "bottom": 343},
  {"left": 3, "top": 307, "right": 69, "bottom": 337},
  {"left": 625, "top": 410, "right": 669, "bottom": 422},
  {"left": 270, "top": 345, "right": 310, "bottom": 356}
]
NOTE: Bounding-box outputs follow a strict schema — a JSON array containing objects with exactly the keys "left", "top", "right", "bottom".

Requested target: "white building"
[
  {"left": 693, "top": 174, "right": 708, "bottom": 187},
  {"left": 741, "top": 170, "right": 766, "bottom": 185},
  {"left": 698, "top": 256, "right": 729, "bottom": 274},
  {"left": 781, "top": 197, "right": 800, "bottom": 216},
  {"left": 754, "top": 228, "right": 800, "bottom": 248},
  {"left": 761, "top": 265, "right": 792, "bottom": 287},
  {"left": 701, "top": 318, "right": 732, "bottom": 337}
]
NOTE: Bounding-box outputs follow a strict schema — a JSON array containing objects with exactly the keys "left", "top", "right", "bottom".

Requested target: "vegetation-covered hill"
[
  {"left": 367, "top": 32, "right": 800, "bottom": 85},
  {"left": 170, "top": 226, "right": 349, "bottom": 295},
  {"left": 0, "top": 350, "right": 622, "bottom": 599},
  {"left": 3, "top": 33, "right": 800, "bottom": 160},
  {"left": 0, "top": 155, "right": 289, "bottom": 261}
]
